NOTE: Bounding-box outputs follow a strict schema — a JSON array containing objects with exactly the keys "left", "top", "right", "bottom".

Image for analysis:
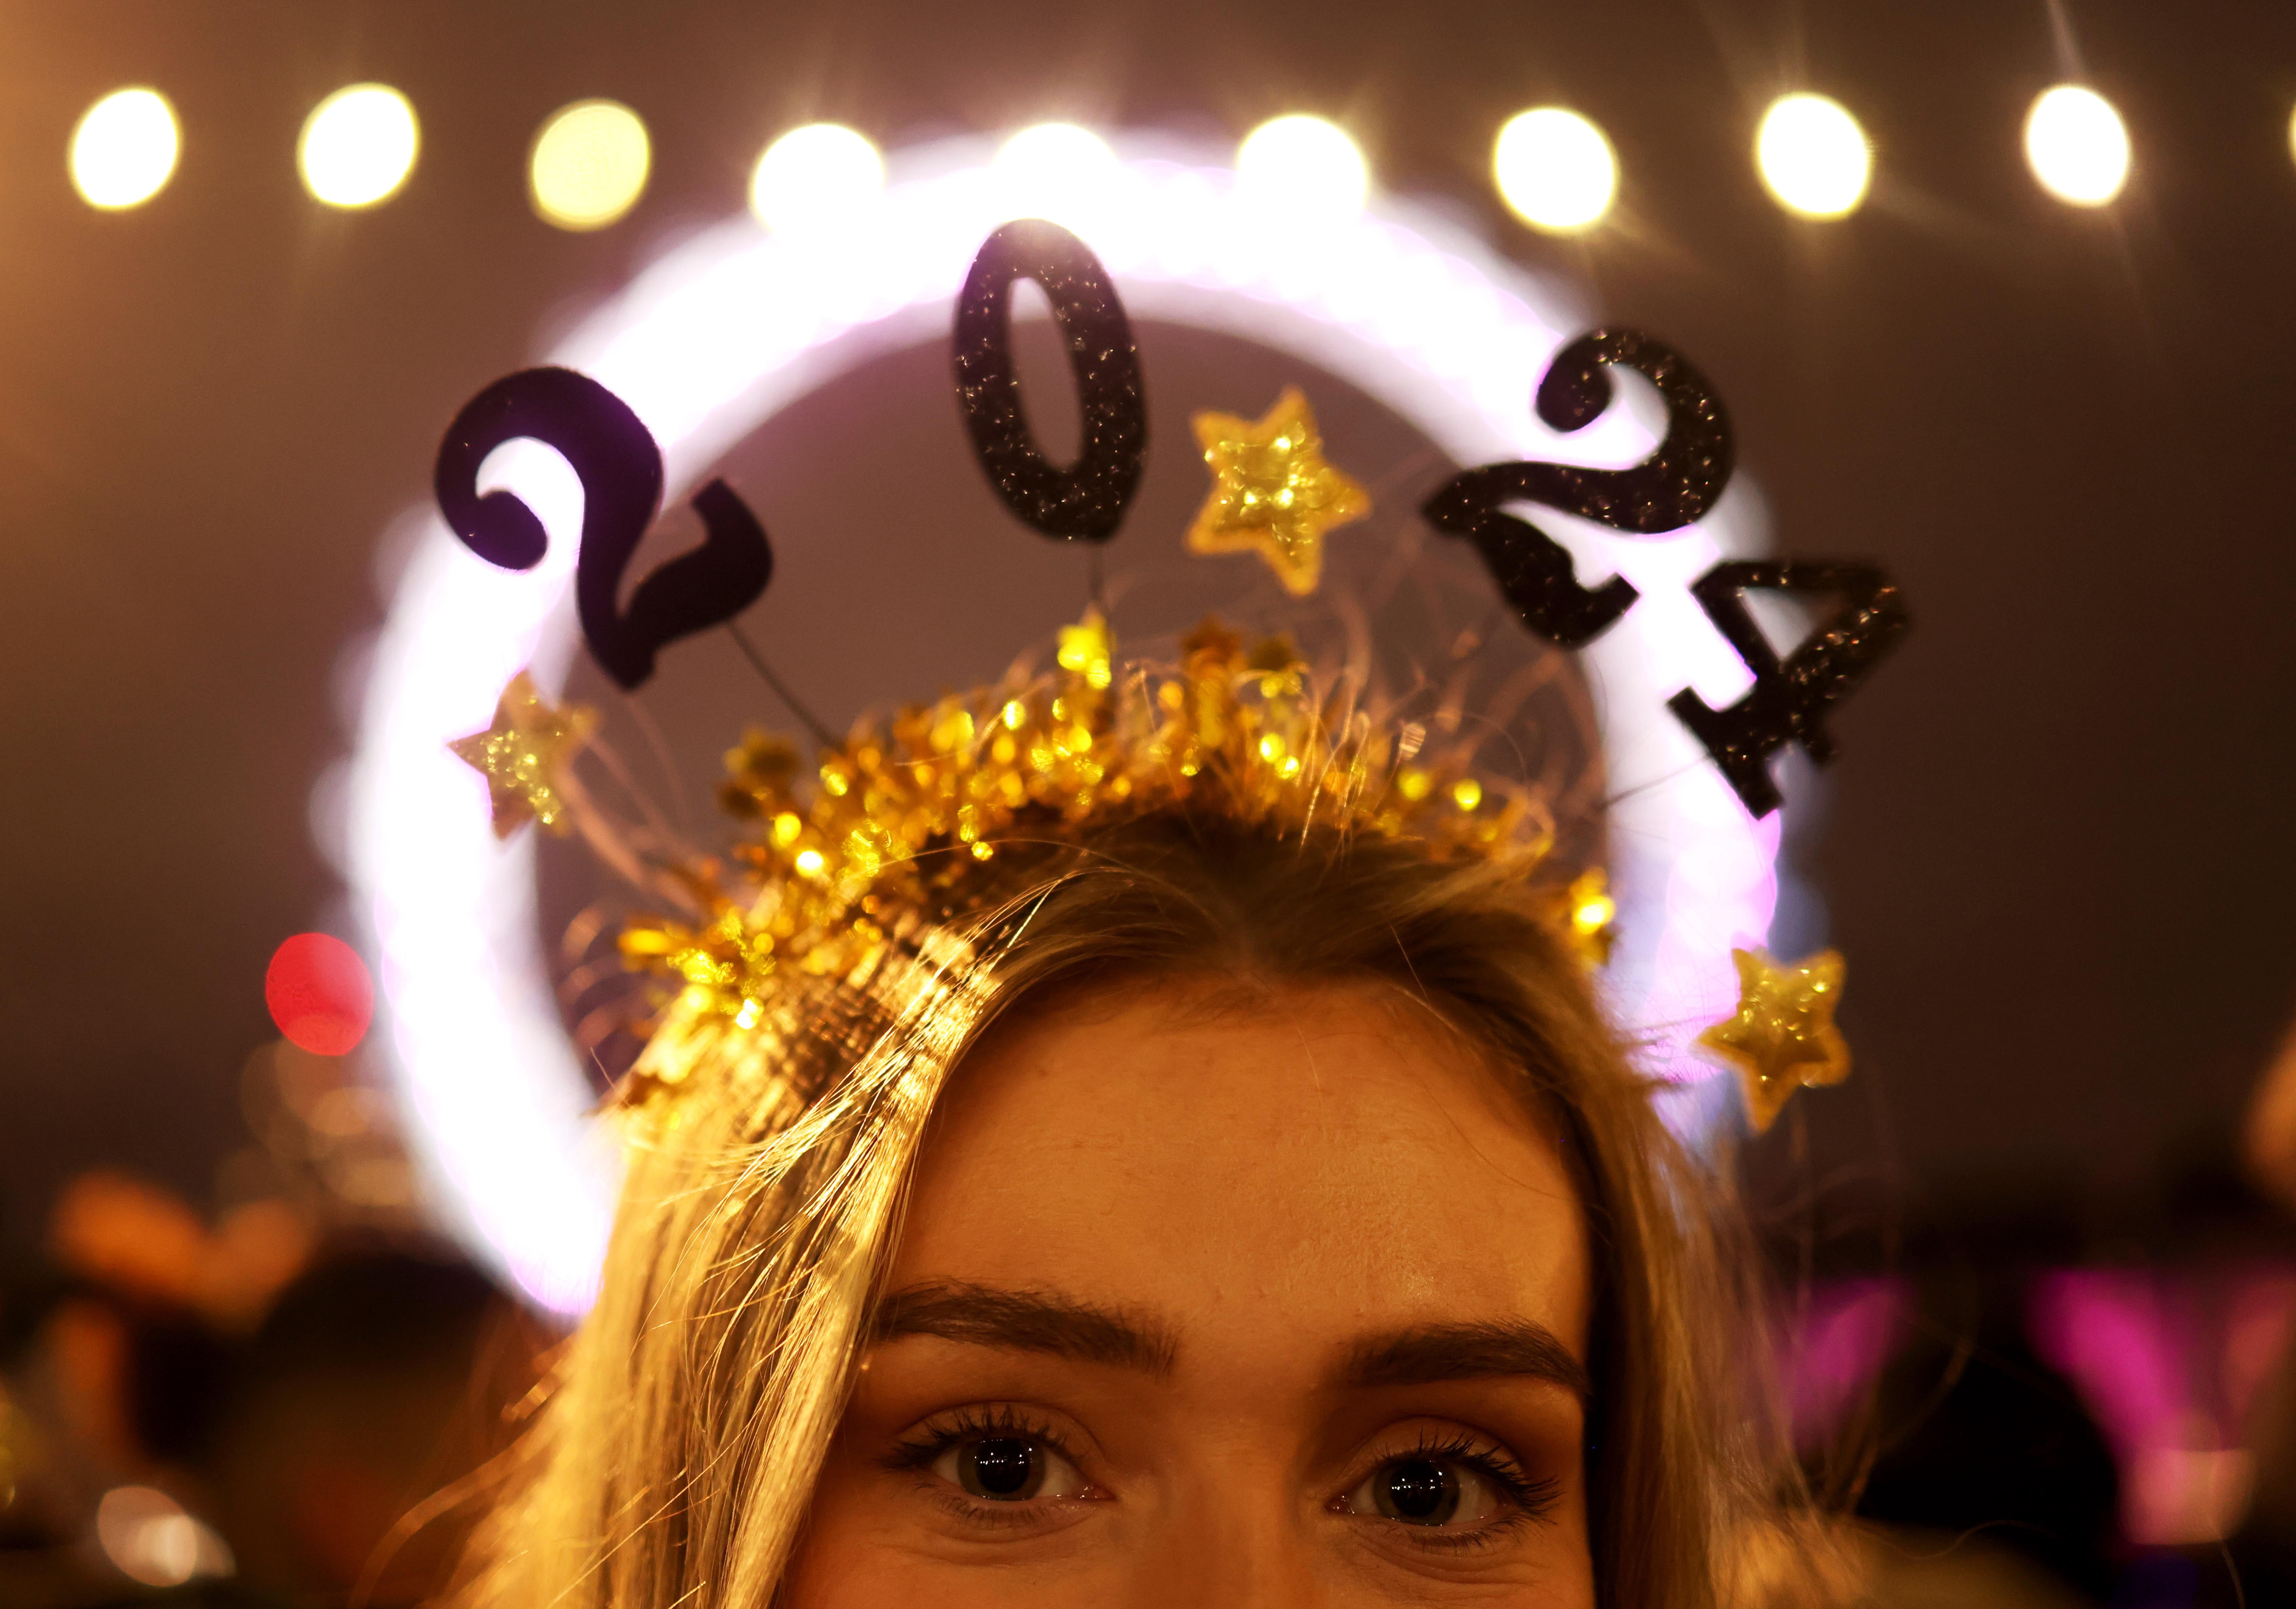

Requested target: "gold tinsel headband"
[{"left": 605, "top": 611, "right": 1612, "bottom": 1104}]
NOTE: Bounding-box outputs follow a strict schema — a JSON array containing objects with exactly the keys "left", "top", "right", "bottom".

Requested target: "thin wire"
[
  {"left": 2216, "top": 1539, "right": 2250, "bottom": 1609},
  {"left": 724, "top": 621, "right": 838, "bottom": 749},
  {"left": 1601, "top": 755, "right": 1712, "bottom": 810}
]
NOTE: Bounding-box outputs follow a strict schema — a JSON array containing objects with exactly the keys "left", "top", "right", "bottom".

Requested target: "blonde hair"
[{"left": 457, "top": 810, "right": 1801, "bottom": 1609}]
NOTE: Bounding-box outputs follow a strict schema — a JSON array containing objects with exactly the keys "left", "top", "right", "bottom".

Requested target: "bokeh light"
[
  {"left": 530, "top": 99, "right": 651, "bottom": 231},
  {"left": 1754, "top": 93, "right": 1871, "bottom": 218},
  {"left": 265, "top": 932, "right": 375, "bottom": 1056},
  {"left": 69, "top": 88, "right": 179, "bottom": 210},
  {"left": 1493, "top": 106, "right": 1617, "bottom": 233},
  {"left": 2024, "top": 85, "right": 2130, "bottom": 206},
  {"left": 992, "top": 122, "right": 1119, "bottom": 220},
  {"left": 1237, "top": 113, "right": 1369, "bottom": 214},
  {"left": 298, "top": 84, "right": 418, "bottom": 208},
  {"left": 96, "top": 1487, "right": 231, "bottom": 1588},
  {"left": 749, "top": 122, "right": 884, "bottom": 231}
]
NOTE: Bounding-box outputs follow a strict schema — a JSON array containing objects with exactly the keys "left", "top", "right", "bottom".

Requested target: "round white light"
[
  {"left": 749, "top": 123, "right": 884, "bottom": 232},
  {"left": 298, "top": 84, "right": 418, "bottom": 209},
  {"left": 1754, "top": 93, "right": 1871, "bottom": 219},
  {"left": 991, "top": 122, "right": 1118, "bottom": 222},
  {"left": 530, "top": 100, "right": 651, "bottom": 231},
  {"left": 1236, "top": 114, "right": 1369, "bottom": 215},
  {"left": 2024, "top": 85, "right": 2130, "bottom": 207},
  {"left": 1493, "top": 107, "right": 1617, "bottom": 233},
  {"left": 348, "top": 137, "right": 1781, "bottom": 1310},
  {"left": 70, "top": 88, "right": 180, "bottom": 210}
]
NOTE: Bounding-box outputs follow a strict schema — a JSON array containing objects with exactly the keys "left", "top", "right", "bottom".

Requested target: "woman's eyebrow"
[
  {"left": 1339, "top": 1320, "right": 1593, "bottom": 1399},
  {"left": 868, "top": 1280, "right": 1179, "bottom": 1375}
]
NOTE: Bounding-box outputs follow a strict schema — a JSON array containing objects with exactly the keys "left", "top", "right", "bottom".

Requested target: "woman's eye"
[
  {"left": 1344, "top": 1456, "right": 1506, "bottom": 1528},
  {"left": 929, "top": 1435, "right": 1090, "bottom": 1502}
]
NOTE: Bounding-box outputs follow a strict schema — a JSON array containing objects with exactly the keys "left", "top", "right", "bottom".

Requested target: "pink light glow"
[
  {"left": 2028, "top": 1264, "right": 2296, "bottom": 1545},
  {"left": 1783, "top": 1276, "right": 1908, "bottom": 1448}
]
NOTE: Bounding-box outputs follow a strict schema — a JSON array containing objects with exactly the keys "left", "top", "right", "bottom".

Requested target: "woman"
[{"left": 457, "top": 623, "right": 1807, "bottom": 1608}]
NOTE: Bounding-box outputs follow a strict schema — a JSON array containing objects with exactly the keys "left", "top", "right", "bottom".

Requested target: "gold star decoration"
[
  {"left": 1185, "top": 386, "right": 1371, "bottom": 596},
  {"left": 1695, "top": 947, "right": 1851, "bottom": 1134},
  {"left": 449, "top": 671, "right": 596, "bottom": 838}
]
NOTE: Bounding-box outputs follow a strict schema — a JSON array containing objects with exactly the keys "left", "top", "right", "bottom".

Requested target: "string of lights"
[{"left": 61, "top": 80, "right": 2204, "bottom": 230}]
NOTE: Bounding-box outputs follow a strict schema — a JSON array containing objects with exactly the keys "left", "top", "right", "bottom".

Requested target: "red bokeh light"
[{"left": 264, "top": 932, "right": 375, "bottom": 1056}]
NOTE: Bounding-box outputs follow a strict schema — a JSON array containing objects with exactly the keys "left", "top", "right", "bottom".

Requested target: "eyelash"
[
  {"left": 886, "top": 1403, "right": 1073, "bottom": 1474},
  {"left": 884, "top": 1404, "right": 1095, "bottom": 1526},
  {"left": 1359, "top": 1430, "right": 1561, "bottom": 1552}
]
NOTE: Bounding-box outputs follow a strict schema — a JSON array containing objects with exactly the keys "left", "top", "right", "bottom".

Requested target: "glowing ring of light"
[{"left": 347, "top": 134, "right": 1778, "bottom": 1311}]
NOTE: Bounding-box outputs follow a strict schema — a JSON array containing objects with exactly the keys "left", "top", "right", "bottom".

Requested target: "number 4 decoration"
[{"left": 1666, "top": 561, "right": 1911, "bottom": 818}]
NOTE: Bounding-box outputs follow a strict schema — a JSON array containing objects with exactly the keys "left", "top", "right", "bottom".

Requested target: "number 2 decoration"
[
  {"left": 1419, "top": 329, "right": 1732, "bottom": 649},
  {"left": 435, "top": 220, "right": 1905, "bottom": 815},
  {"left": 435, "top": 367, "right": 772, "bottom": 691}
]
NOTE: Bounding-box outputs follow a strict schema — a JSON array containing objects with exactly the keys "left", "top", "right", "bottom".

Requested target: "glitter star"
[
  {"left": 449, "top": 671, "right": 596, "bottom": 838},
  {"left": 1696, "top": 947, "right": 1851, "bottom": 1134},
  {"left": 1185, "top": 387, "right": 1370, "bottom": 596}
]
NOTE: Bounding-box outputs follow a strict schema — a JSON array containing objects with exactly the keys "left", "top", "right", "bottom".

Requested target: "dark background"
[{"left": 4, "top": 0, "right": 2294, "bottom": 1257}]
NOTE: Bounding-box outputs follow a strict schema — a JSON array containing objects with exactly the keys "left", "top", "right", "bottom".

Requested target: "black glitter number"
[
  {"left": 1421, "top": 329, "right": 1734, "bottom": 647},
  {"left": 1667, "top": 560, "right": 1911, "bottom": 818},
  {"left": 952, "top": 219, "right": 1147, "bottom": 541},
  {"left": 434, "top": 366, "right": 773, "bottom": 690}
]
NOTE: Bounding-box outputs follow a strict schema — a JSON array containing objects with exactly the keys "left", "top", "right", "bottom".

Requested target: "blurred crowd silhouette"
[
  {"left": 0, "top": 1041, "right": 545, "bottom": 1608},
  {"left": 0, "top": 1198, "right": 537, "bottom": 1606}
]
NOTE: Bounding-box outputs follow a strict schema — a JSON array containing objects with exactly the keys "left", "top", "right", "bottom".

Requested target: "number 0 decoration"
[{"left": 951, "top": 218, "right": 1148, "bottom": 541}]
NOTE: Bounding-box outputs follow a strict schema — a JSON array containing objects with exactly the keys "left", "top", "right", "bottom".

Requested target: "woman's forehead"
[{"left": 897, "top": 981, "right": 1593, "bottom": 1368}]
